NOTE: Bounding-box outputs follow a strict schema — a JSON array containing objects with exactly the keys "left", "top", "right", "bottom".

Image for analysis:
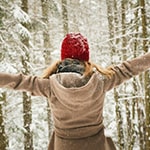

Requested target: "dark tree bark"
[
  {"left": 0, "top": 92, "right": 8, "bottom": 150},
  {"left": 139, "top": 0, "right": 150, "bottom": 149},
  {"left": 61, "top": 0, "right": 69, "bottom": 35},
  {"left": 41, "top": 0, "right": 53, "bottom": 139},
  {"left": 21, "top": 0, "right": 33, "bottom": 149}
]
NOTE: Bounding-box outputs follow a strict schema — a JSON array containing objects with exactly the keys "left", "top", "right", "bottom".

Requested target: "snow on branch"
[
  {"left": 13, "top": 5, "right": 31, "bottom": 24},
  {"left": 16, "top": 23, "right": 31, "bottom": 39}
]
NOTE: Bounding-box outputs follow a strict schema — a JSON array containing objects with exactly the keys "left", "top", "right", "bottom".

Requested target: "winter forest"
[{"left": 0, "top": 0, "right": 150, "bottom": 150}]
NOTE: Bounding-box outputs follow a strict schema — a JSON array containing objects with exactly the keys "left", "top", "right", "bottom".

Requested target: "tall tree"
[
  {"left": 41, "top": 0, "right": 52, "bottom": 63},
  {"left": 106, "top": 0, "right": 125, "bottom": 149},
  {"left": 120, "top": 1, "right": 133, "bottom": 149},
  {"left": 131, "top": 1, "right": 145, "bottom": 149},
  {"left": 68, "top": 0, "right": 79, "bottom": 32},
  {"left": 21, "top": 0, "right": 33, "bottom": 150},
  {"left": 0, "top": 92, "right": 7, "bottom": 150},
  {"left": 139, "top": 0, "right": 150, "bottom": 149},
  {"left": 41, "top": 0, "right": 52, "bottom": 138},
  {"left": 0, "top": 5, "right": 8, "bottom": 150},
  {"left": 61, "top": 0, "right": 69, "bottom": 35}
]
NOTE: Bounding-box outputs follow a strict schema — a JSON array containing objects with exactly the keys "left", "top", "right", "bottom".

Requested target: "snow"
[
  {"left": 16, "top": 23, "right": 31, "bottom": 39},
  {"left": 0, "top": 0, "right": 150, "bottom": 149},
  {"left": 13, "top": 5, "right": 31, "bottom": 24}
]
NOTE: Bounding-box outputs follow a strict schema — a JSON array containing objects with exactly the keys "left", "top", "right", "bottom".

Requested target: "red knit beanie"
[{"left": 61, "top": 33, "right": 89, "bottom": 61}]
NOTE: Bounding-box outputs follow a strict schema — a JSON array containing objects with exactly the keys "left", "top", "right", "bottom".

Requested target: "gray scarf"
[{"left": 56, "top": 58, "right": 85, "bottom": 75}]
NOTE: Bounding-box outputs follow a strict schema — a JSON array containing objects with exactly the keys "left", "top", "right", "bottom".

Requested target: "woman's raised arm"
[
  {"left": 104, "top": 52, "right": 150, "bottom": 91},
  {"left": 0, "top": 73, "right": 51, "bottom": 97}
]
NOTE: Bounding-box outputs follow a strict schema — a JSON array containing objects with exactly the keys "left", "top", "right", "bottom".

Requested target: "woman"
[{"left": 0, "top": 33, "right": 150, "bottom": 150}]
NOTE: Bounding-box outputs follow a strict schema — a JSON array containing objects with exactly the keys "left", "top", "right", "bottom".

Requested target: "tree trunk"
[
  {"left": 68, "top": 0, "right": 79, "bottom": 32},
  {"left": 0, "top": 7, "right": 8, "bottom": 150},
  {"left": 22, "top": 92, "right": 33, "bottom": 150},
  {"left": 132, "top": 2, "right": 145, "bottom": 149},
  {"left": 41, "top": 0, "right": 52, "bottom": 139},
  {"left": 41, "top": 0, "right": 52, "bottom": 63},
  {"left": 21, "top": 0, "right": 33, "bottom": 149},
  {"left": 61, "top": 0, "right": 69, "bottom": 35},
  {"left": 106, "top": 0, "right": 125, "bottom": 149},
  {"left": 106, "top": 0, "right": 115, "bottom": 55},
  {"left": 0, "top": 92, "right": 8, "bottom": 150},
  {"left": 139, "top": 0, "right": 150, "bottom": 149},
  {"left": 114, "top": 88, "right": 124, "bottom": 150},
  {"left": 121, "top": 0, "right": 127, "bottom": 60},
  {"left": 120, "top": 1, "right": 133, "bottom": 149},
  {"left": 0, "top": 7, "right": 4, "bottom": 27}
]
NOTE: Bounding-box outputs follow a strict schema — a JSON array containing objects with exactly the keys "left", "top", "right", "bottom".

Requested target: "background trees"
[{"left": 0, "top": 0, "right": 149, "bottom": 149}]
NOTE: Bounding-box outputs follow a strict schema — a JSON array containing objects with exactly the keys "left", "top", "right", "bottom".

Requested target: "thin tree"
[
  {"left": 106, "top": 0, "right": 125, "bottom": 149},
  {"left": 0, "top": 6, "right": 8, "bottom": 150},
  {"left": 21, "top": 0, "right": 33, "bottom": 149},
  {"left": 0, "top": 92, "right": 7, "bottom": 150},
  {"left": 139, "top": 0, "right": 150, "bottom": 149},
  {"left": 132, "top": 1, "right": 145, "bottom": 149},
  {"left": 41, "top": 0, "right": 52, "bottom": 138},
  {"left": 61, "top": 0, "right": 69, "bottom": 35},
  {"left": 120, "top": 1, "right": 133, "bottom": 149},
  {"left": 68, "top": 0, "right": 79, "bottom": 32}
]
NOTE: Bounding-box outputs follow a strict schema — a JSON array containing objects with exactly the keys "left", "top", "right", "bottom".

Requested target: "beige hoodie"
[{"left": 0, "top": 53, "right": 150, "bottom": 149}]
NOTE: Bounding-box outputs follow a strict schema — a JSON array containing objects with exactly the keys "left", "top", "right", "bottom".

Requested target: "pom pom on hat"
[{"left": 61, "top": 33, "right": 89, "bottom": 61}]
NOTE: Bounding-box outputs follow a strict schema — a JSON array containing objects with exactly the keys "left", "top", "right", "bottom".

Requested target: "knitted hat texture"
[{"left": 61, "top": 33, "right": 89, "bottom": 61}]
